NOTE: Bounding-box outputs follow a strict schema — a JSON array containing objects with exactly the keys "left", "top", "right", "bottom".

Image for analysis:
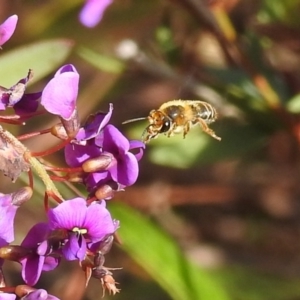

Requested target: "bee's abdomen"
[{"left": 193, "top": 103, "right": 217, "bottom": 123}]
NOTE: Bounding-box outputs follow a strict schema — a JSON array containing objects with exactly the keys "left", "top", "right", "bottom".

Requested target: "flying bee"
[{"left": 123, "top": 100, "right": 221, "bottom": 143}]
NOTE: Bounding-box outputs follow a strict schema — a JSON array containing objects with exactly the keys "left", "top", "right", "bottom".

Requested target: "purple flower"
[
  {"left": 0, "top": 15, "right": 18, "bottom": 46},
  {"left": 75, "top": 103, "right": 113, "bottom": 144},
  {"left": 0, "top": 294, "right": 16, "bottom": 300},
  {"left": 64, "top": 105, "right": 144, "bottom": 196},
  {"left": 100, "top": 125, "right": 144, "bottom": 186},
  {"left": 0, "top": 193, "right": 20, "bottom": 243},
  {"left": 48, "top": 198, "right": 117, "bottom": 261},
  {"left": 0, "top": 70, "right": 40, "bottom": 115},
  {"left": 41, "top": 64, "right": 79, "bottom": 120},
  {"left": 79, "top": 0, "right": 113, "bottom": 28},
  {"left": 21, "top": 289, "right": 59, "bottom": 300},
  {"left": 20, "top": 223, "right": 60, "bottom": 286}
]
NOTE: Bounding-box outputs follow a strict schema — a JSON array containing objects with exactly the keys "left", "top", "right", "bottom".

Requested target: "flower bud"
[
  {"left": 15, "top": 285, "right": 35, "bottom": 298},
  {"left": 0, "top": 245, "right": 31, "bottom": 261},
  {"left": 94, "top": 184, "right": 115, "bottom": 200},
  {"left": 82, "top": 155, "right": 112, "bottom": 173},
  {"left": 51, "top": 123, "right": 68, "bottom": 140},
  {"left": 11, "top": 187, "right": 33, "bottom": 206},
  {"left": 65, "top": 171, "right": 84, "bottom": 183}
]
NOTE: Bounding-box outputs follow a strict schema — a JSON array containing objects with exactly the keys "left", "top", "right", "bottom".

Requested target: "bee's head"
[{"left": 142, "top": 110, "right": 172, "bottom": 142}]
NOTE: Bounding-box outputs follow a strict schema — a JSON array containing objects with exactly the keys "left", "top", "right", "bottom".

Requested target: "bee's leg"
[
  {"left": 166, "top": 123, "right": 176, "bottom": 138},
  {"left": 197, "top": 118, "right": 221, "bottom": 141},
  {"left": 142, "top": 125, "right": 155, "bottom": 143},
  {"left": 183, "top": 122, "right": 191, "bottom": 138}
]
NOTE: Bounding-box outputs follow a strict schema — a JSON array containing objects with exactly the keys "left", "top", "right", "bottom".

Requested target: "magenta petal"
[
  {"left": 65, "top": 143, "right": 101, "bottom": 167},
  {"left": 48, "top": 198, "right": 87, "bottom": 230},
  {"left": 0, "top": 15, "right": 18, "bottom": 46},
  {"left": 85, "top": 171, "right": 110, "bottom": 191},
  {"left": 54, "top": 64, "right": 78, "bottom": 76},
  {"left": 110, "top": 152, "right": 138, "bottom": 185},
  {"left": 41, "top": 66, "right": 79, "bottom": 119},
  {"left": 63, "top": 233, "right": 86, "bottom": 261},
  {"left": 0, "top": 294, "right": 16, "bottom": 300},
  {"left": 129, "top": 140, "right": 145, "bottom": 161},
  {"left": 22, "top": 223, "right": 49, "bottom": 248},
  {"left": 23, "top": 290, "right": 59, "bottom": 300},
  {"left": 84, "top": 202, "right": 115, "bottom": 240},
  {"left": 76, "top": 103, "right": 113, "bottom": 142},
  {"left": 21, "top": 255, "right": 45, "bottom": 286},
  {"left": 42, "top": 256, "right": 60, "bottom": 271},
  {"left": 102, "top": 124, "right": 130, "bottom": 153},
  {"left": 79, "top": 0, "right": 113, "bottom": 28},
  {"left": 0, "top": 194, "right": 19, "bottom": 243}
]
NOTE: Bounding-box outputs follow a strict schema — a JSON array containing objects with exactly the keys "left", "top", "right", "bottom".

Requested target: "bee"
[{"left": 123, "top": 100, "right": 221, "bottom": 143}]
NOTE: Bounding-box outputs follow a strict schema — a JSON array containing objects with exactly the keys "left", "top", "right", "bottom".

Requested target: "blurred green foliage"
[{"left": 3, "top": 0, "right": 300, "bottom": 300}]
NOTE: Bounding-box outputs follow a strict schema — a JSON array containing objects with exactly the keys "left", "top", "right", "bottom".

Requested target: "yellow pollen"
[{"left": 72, "top": 227, "right": 88, "bottom": 234}]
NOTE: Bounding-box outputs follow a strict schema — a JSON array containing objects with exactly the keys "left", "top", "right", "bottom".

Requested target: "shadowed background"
[{"left": 2, "top": 0, "right": 300, "bottom": 299}]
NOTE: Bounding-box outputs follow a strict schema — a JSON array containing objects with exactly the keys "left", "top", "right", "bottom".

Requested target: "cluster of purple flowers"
[{"left": 0, "top": 11, "right": 143, "bottom": 300}]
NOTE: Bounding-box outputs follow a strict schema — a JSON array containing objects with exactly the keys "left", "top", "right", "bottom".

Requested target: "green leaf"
[
  {"left": 0, "top": 39, "right": 74, "bottom": 86},
  {"left": 110, "top": 202, "right": 230, "bottom": 300},
  {"left": 287, "top": 94, "right": 300, "bottom": 113},
  {"left": 77, "top": 47, "right": 125, "bottom": 74},
  {"left": 217, "top": 266, "right": 300, "bottom": 300},
  {"left": 147, "top": 122, "right": 268, "bottom": 168}
]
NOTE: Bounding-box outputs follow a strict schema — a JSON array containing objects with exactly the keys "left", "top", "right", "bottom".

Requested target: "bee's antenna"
[{"left": 122, "top": 117, "right": 147, "bottom": 125}]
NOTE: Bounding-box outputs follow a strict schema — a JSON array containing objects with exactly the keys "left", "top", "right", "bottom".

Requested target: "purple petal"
[
  {"left": 14, "top": 92, "right": 41, "bottom": 115},
  {"left": 102, "top": 124, "right": 130, "bottom": 154},
  {"left": 84, "top": 201, "right": 115, "bottom": 241},
  {"left": 48, "top": 198, "right": 87, "bottom": 230},
  {"left": 0, "top": 15, "right": 18, "bottom": 46},
  {"left": 62, "top": 232, "right": 86, "bottom": 261},
  {"left": 41, "top": 64, "right": 79, "bottom": 119},
  {"left": 129, "top": 140, "right": 145, "bottom": 161},
  {"left": 55, "top": 64, "right": 77, "bottom": 76},
  {"left": 110, "top": 152, "right": 139, "bottom": 186},
  {"left": 64, "top": 143, "right": 101, "bottom": 167},
  {"left": 42, "top": 256, "right": 60, "bottom": 271},
  {"left": 75, "top": 103, "right": 113, "bottom": 142},
  {"left": 0, "top": 194, "right": 18, "bottom": 243},
  {"left": 0, "top": 87, "right": 9, "bottom": 109},
  {"left": 21, "top": 223, "right": 49, "bottom": 248},
  {"left": 79, "top": 0, "right": 113, "bottom": 28},
  {"left": 22, "top": 289, "right": 59, "bottom": 300},
  {"left": 21, "top": 255, "right": 45, "bottom": 286},
  {"left": 0, "top": 294, "right": 16, "bottom": 300},
  {"left": 84, "top": 170, "right": 110, "bottom": 191}
]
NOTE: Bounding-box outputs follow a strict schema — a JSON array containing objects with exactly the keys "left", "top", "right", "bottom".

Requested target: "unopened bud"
[
  {"left": 0, "top": 246, "right": 31, "bottom": 261},
  {"left": 82, "top": 155, "right": 112, "bottom": 173},
  {"left": 12, "top": 187, "right": 33, "bottom": 206},
  {"left": 95, "top": 184, "right": 115, "bottom": 200},
  {"left": 51, "top": 123, "right": 68, "bottom": 140},
  {"left": 66, "top": 171, "right": 84, "bottom": 183},
  {"left": 15, "top": 285, "right": 35, "bottom": 298}
]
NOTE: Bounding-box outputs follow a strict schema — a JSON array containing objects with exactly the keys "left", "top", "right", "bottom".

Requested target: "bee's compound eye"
[{"left": 160, "top": 118, "right": 171, "bottom": 133}]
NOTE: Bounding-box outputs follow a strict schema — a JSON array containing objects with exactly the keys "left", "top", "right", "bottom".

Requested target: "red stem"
[
  {"left": 50, "top": 175, "right": 68, "bottom": 182},
  {"left": 44, "top": 166, "right": 83, "bottom": 172},
  {"left": 17, "top": 128, "right": 52, "bottom": 141},
  {"left": 31, "top": 138, "right": 71, "bottom": 157},
  {"left": 28, "top": 169, "right": 34, "bottom": 189}
]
